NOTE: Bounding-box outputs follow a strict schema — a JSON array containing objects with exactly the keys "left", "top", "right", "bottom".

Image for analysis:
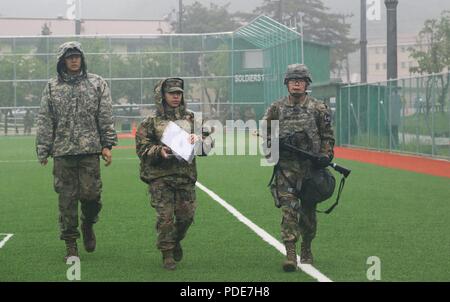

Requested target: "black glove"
[{"left": 315, "top": 154, "right": 331, "bottom": 168}]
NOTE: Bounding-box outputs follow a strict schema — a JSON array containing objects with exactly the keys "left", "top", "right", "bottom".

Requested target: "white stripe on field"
[
  {"left": 0, "top": 157, "right": 138, "bottom": 164},
  {"left": 0, "top": 233, "right": 14, "bottom": 248},
  {"left": 195, "top": 182, "right": 332, "bottom": 282},
  {"left": 0, "top": 159, "right": 37, "bottom": 163}
]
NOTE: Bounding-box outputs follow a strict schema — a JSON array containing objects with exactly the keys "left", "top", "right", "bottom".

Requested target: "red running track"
[{"left": 335, "top": 147, "right": 450, "bottom": 178}]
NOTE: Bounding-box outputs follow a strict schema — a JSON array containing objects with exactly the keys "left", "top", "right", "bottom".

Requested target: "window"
[
  {"left": 242, "top": 50, "right": 263, "bottom": 69},
  {"left": 383, "top": 63, "right": 387, "bottom": 70},
  {"left": 376, "top": 63, "right": 380, "bottom": 70},
  {"left": 401, "top": 62, "right": 406, "bottom": 69}
]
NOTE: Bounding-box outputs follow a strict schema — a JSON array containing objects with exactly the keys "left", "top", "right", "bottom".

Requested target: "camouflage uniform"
[
  {"left": 36, "top": 41, "right": 117, "bottom": 242},
  {"left": 263, "top": 64, "right": 335, "bottom": 267},
  {"left": 136, "top": 78, "right": 212, "bottom": 256}
]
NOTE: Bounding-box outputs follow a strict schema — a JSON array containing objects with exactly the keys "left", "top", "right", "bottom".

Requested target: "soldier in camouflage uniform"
[
  {"left": 263, "top": 64, "right": 335, "bottom": 272},
  {"left": 23, "top": 109, "right": 34, "bottom": 135},
  {"left": 136, "top": 78, "right": 213, "bottom": 270},
  {"left": 36, "top": 41, "right": 118, "bottom": 261}
]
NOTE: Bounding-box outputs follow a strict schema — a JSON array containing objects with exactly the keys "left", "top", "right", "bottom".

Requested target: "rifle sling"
[
  {"left": 269, "top": 163, "right": 346, "bottom": 215},
  {"left": 317, "top": 176, "right": 346, "bottom": 214}
]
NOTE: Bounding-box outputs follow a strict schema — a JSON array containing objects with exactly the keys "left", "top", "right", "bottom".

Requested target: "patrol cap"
[
  {"left": 64, "top": 48, "right": 82, "bottom": 58},
  {"left": 164, "top": 78, "right": 184, "bottom": 93}
]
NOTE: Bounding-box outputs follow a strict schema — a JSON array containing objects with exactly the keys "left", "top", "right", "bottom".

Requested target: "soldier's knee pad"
[
  {"left": 79, "top": 193, "right": 101, "bottom": 204},
  {"left": 176, "top": 200, "right": 196, "bottom": 218},
  {"left": 79, "top": 182, "right": 102, "bottom": 201},
  {"left": 176, "top": 217, "right": 194, "bottom": 227}
]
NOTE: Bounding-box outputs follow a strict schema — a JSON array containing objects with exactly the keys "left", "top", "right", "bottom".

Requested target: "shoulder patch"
[{"left": 316, "top": 102, "right": 328, "bottom": 111}]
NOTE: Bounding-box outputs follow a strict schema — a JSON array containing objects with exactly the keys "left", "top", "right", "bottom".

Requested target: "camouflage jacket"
[
  {"left": 136, "top": 78, "right": 212, "bottom": 184},
  {"left": 263, "top": 94, "right": 335, "bottom": 172},
  {"left": 36, "top": 41, "right": 117, "bottom": 161}
]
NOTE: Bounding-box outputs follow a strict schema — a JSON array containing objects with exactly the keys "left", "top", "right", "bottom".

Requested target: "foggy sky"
[{"left": 1, "top": 0, "right": 450, "bottom": 39}]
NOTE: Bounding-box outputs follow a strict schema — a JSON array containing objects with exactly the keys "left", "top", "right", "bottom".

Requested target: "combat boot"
[
  {"left": 64, "top": 240, "right": 79, "bottom": 262},
  {"left": 162, "top": 250, "right": 176, "bottom": 270},
  {"left": 282, "top": 241, "right": 297, "bottom": 272},
  {"left": 173, "top": 242, "right": 183, "bottom": 262},
  {"left": 300, "top": 241, "right": 314, "bottom": 264},
  {"left": 81, "top": 222, "right": 96, "bottom": 252}
]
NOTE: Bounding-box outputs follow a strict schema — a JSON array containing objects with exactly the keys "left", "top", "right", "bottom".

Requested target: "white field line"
[
  {"left": 0, "top": 159, "right": 39, "bottom": 163},
  {"left": 0, "top": 157, "right": 138, "bottom": 164},
  {"left": 0, "top": 233, "right": 14, "bottom": 248},
  {"left": 1, "top": 156, "right": 332, "bottom": 280},
  {"left": 195, "top": 182, "right": 333, "bottom": 282}
]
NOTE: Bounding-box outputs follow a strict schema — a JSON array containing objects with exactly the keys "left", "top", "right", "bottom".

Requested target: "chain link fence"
[
  {"left": 337, "top": 72, "right": 450, "bottom": 159},
  {"left": 1, "top": 16, "right": 310, "bottom": 137}
]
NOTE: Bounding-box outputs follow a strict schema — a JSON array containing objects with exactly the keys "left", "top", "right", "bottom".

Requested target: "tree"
[
  {"left": 0, "top": 35, "right": 184, "bottom": 111},
  {"left": 172, "top": 2, "right": 240, "bottom": 34},
  {"left": 251, "top": 0, "right": 358, "bottom": 75},
  {"left": 36, "top": 23, "right": 52, "bottom": 63},
  {"left": 0, "top": 54, "right": 47, "bottom": 108},
  {"left": 169, "top": 2, "right": 239, "bottom": 111},
  {"left": 201, "top": 44, "right": 230, "bottom": 107},
  {"left": 409, "top": 11, "right": 450, "bottom": 113}
]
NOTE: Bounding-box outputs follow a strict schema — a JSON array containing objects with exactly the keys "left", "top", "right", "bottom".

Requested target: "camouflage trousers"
[
  {"left": 53, "top": 155, "right": 102, "bottom": 241},
  {"left": 148, "top": 177, "right": 197, "bottom": 252},
  {"left": 272, "top": 168, "right": 317, "bottom": 244}
]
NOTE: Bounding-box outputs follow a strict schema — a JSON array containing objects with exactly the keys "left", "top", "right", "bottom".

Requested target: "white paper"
[{"left": 161, "top": 121, "right": 195, "bottom": 163}]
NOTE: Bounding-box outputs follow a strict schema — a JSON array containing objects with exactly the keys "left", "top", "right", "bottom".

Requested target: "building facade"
[
  {"left": 0, "top": 17, "right": 171, "bottom": 37},
  {"left": 367, "top": 34, "right": 419, "bottom": 82}
]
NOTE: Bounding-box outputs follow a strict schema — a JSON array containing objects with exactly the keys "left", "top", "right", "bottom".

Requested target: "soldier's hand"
[
  {"left": 315, "top": 154, "right": 331, "bottom": 168},
  {"left": 40, "top": 158, "right": 48, "bottom": 166},
  {"left": 101, "top": 148, "right": 112, "bottom": 166},
  {"left": 161, "top": 146, "right": 172, "bottom": 159}
]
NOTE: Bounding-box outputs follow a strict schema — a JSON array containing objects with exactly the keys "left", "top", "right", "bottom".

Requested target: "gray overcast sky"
[
  {"left": 1, "top": 0, "right": 450, "bottom": 38},
  {"left": 0, "top": 0, "right": 262, "bottom": 19}
]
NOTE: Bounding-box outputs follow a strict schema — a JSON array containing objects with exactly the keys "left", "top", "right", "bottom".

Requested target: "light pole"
[
  {"left": 75, "top": 0, "right": 82, "bottom": 35},
  {"left": 361, "top": 0, "right": 368, "bottom": 83},
  {"left": 178, "top": 0, "right": 183, "bottom": 33},
  {"left": 385, "top": 0, "right": 398, "bottom": 81},
  {"left": 277, "top": 0, "right": 283, "bottom": 23},
  {"left": 299, "top": 12, "right": 304, "bottom": 64}
]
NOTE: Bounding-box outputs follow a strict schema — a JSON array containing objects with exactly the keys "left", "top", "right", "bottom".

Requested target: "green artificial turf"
[{"left": 0, "top": 136, "right": 449, "bottom": 281}]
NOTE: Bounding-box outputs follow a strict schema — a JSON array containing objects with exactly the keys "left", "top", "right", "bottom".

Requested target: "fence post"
[
  {"left": 401, "top": 78, "right": 405, "bottom": 151},
  {"left": 367, "top": 83, "right": 370, "bottom": 147},
  {"left": 431, "top": 74, "right": 436, "bottom": 156},
  {"left": 377, "top": 82, "right": 381, "bottom": 149},
  {"left": 339, "top": 87, "right": 342, "bottom": 146},
  {"left": 416, "top": 77, "right": 420, "bottom": 154},
  {"left": 347, "top": 85, "right": 351, "bottom": 145}
]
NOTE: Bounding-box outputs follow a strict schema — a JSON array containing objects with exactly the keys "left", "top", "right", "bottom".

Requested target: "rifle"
[
  {"left": 278, "top": 140, "right": 351, "bottom": 214},
  {"left": 281, "top": 142, "right": 351, "bottom": 178}
]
